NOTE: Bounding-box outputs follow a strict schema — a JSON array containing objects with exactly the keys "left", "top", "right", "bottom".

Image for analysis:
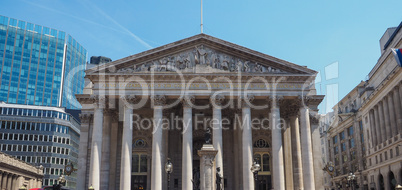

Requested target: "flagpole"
[{"left": 201, "top": 0, "right": 203, "bottom": 33}]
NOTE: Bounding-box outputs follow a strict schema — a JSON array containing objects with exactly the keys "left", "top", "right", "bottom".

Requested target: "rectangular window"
[
  {"left": 340, "top": 131, "right": 345, "bottom": 140},
  {"left": 341, "top": 143, "right": 346, "bottom": 152},
  {"left": 348, "top": 126, "right": 354, "bottom": 136},
  {"left": 333, "top": 136, "right": 338, "bottom": 144},
  {"left": 349, "top": 138, "right": 355, "bottom": 148}
]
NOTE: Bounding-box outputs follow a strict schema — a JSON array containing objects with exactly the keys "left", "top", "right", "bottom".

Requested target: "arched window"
[
  {"left": 253, "top": 152, "right": 270, "bottom": 175},
  {"left": 134, "top": 139, "right": 147, "bottom": 148}
]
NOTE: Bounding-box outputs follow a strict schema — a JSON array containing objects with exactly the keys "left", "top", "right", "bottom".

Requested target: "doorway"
[
  {"left": 256, "top": 175, "right": 271, "bottom": 190},
  {"left": 131, "top": 175, "right": 147, "bottom": 190}
]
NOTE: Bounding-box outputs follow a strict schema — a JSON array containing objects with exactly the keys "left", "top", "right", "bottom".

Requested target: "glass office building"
[
  {"left": 0, "top": 102, "right": 80, "bottom": 189},
  {"left": 0, "top": 15, "right": 86, "bottom": 109}
]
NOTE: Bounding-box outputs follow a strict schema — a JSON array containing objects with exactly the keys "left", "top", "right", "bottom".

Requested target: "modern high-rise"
[{"left": 0, "top": 15, "right": 87, "bottom": 110}]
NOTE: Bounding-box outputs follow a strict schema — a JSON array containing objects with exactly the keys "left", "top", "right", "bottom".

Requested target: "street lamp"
[
  {"left": 250, "top": 158, "right": 261, "bottom": 189},
  {"left": 18, "top": 186, "right": 27, "bottom": 190},
  {"left": 88, "top": 185, "right": 94, "bottom": 190},
  {"left": 347, "top": 172, "right": 356, "bottom": 190},
  {"left": 165, "top": 158, "right": 173, "bottom": 190},
  {"left": 396, "top": 184, "right": 402, "bottom": 190}
]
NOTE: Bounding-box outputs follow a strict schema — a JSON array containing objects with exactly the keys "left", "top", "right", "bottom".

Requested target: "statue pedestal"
[{"left": 198, "top": 144, "right": 218, "bottom": 190}]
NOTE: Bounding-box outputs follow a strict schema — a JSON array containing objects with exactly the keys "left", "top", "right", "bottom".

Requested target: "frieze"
[{"left": 114, "top": 46, "right": 287, "bottom": 74}]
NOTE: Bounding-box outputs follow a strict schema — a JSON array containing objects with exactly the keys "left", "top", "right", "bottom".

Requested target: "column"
[
  {"left": 77, "top": 113, "right": 91, "bottom": 190},
  {"left": 283, "top": 117, "right": 294, "bottom": 190},
  {"left": 290, "top": 114, "right": 304, "bottom": 190},
  {"left": 1, "top": 172, "right": 7, "bottom": 190},
  {"left": 382, "top": 99, "right": 391, "bottom": 140},
  {"left": 211, "top": 95, "right": 224, "bottom": 183},
  {"left": 182, "top": 95, "right": 194, "bottom": 190},
  {"left": 270, "top": 96, "right": 285, "bottom": 190},
  {"left": 387, "top": 93, "right": 397, "bottom": 137},
  {"left": 374, "top": 105, "right": 382, "bottom": 145},
  {"left": 120, "top": 95, "right": 136, "bottom": 190},
  {"left": 392, "top": 87, "right": 402, "bottom": 133},
  {"left": 300, "top": 98, "right": 315, "bottom": 190},
  {"left": 11, "top": 175, "right": 17, "bottom": 190},
  {"left": 241, "top": 95, "right": 254, "bottom": 190},
  {"left": 6, "top": 174, "right": 12, "bottom": 190},
  {"left": 151, "top": 95, "right": 166, "bottom": 190},
  {"left": 109, "top": 111, "right": 119, "bottom": 189},
  {"left": 101, "top": 111, "right": 111, "bottom": 190},
  {"left": 378, "top": 99, "right": 388, "bottom": 143},
  {"left": 369, "top": 110, "right": 377, "bottom": 147},
  {"left": 89, "top": 95, "right": 105, "bottom": 190}
]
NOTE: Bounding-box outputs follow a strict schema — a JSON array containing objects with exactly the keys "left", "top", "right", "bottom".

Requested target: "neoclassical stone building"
[
  {"left": 0, "top": 152, "right": 44, "bottom": 190},
  {"left": 76, "top": 34, "right": 324, "bottom": 190}
]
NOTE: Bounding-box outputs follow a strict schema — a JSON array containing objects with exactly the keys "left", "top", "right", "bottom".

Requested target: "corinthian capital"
[
  {"left": 210, "top": 95, "right": 225, "bottom": 107},
  {"left": 240, "top": 94, "right": 255, "bottom": 108},
  {"left": 120, "top": 95, "right": 138, "bottom": 105},
  {"left": 182, "top": 95, "right": 195, "bottom": 108},
  {"left": 91, "top": 95, "right": 106, "bottom": 108},
  {"left": 151, "top": 95, "right": 166, "bottom": 106},
  {"left": 79, "top": 113, "right": 92, "bottom": 124},
  {"left": 267, "top": 95, "right": 284, "bottom": 108}
]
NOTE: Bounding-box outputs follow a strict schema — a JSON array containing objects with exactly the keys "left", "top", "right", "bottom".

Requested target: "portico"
[{"left": 76, "top": 34, "right": 323, "bottom": 190}]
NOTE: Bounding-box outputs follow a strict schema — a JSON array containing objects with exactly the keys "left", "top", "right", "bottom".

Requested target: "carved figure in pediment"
[
  {"left": 229, "top": 58, "right": 236, "bottom": 72},
  {"left": 176, "top": 54, "right": 186, "bottom": 70},
  {"left": 235, "top": 60, "right": 243, "bottom": 71},
  {"left": 196, "top": 45, "right": 208, "bottom": 65},
  {"left": 221, "top": 55, "right": 229, "bottom": 70},
  {"left": 166, "top": 57, "right": 176, "bottom": 71},
  {"left": 184, "top": 53, "right": 192, "bottom": 69},
  {"left": 117, "top": 67, "right": 134, "bottom": 73},
  {"left": 151, "top": 60, "right": 160, "bottom": 71},
  {"left": 159, "top": 58, "right": 168, "bottom": 71},
  {"left": 210, "top": 52, "right": 219, "bottom": 69},
  {"left": 244, "top": 61, "right": 251, "bottom": 72},
  {"left": 267, "top": 66, "right": 272, "bottom": 73},
  {"left": 254, "top": 63, "right": 263, "bottom": 73}
]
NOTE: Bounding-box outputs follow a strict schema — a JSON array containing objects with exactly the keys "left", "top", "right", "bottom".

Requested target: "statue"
[
  {"left": 205, "top": 127, "right": 212, "bottom": 144},
  {"left": 254, "top": 64, "right": 263, "bottom": 73},
  {"left": 216, "top": 167, "right": 222, "bottom": 190},
  {"left": 192, "top": 167, "right": 201, "bottom": 190},
  {"left": 243, "top": 61, "right": 250, "bottom": 72},
  {"left": 176, "top": 54, "right": 185, "bottom": 69},
  {"left": 185, "top": 53, "right": 192, "bottom": 69},
  {"left": 221, "top": 55, "right": 229, "bottom": 70},
  {"left": 235, "top": 60, "right": 243, "bottom": 71},
  {"left": 210, "top": 52, "right": 219, "bottom": 68},
  {"left": 196, "top": 45, "right": 208, "bottom": 65}
]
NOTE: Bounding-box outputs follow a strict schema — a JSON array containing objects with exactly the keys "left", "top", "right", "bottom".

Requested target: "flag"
[{"left": 391, "top": 48, "right": 402, "bottom": 67}]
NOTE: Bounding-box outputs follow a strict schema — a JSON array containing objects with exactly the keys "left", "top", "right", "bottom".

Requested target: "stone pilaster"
[
  {"left": 77, "top": 113, "right": 92, "bottom": 190},
  {"left": 381, "top": 99, "right": 390, "bottom": 141},
  {"left": 374, "top": 105, "right": 381, "bottom": 146},
  {"left": 393, "top": 86, "right": 402, "bottom": 133},
  {"left": 387, "top": 93, "right": 397, "bottom": 137}
]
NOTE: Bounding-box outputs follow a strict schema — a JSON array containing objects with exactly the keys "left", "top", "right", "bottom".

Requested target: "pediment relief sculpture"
[{"left": 115, "top": 46, "right": 287, "bottom": 74}]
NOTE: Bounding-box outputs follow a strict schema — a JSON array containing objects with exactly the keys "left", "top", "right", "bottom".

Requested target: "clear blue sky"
[{"left": 1, "top": 0, "right": 401, "bottom": 113}]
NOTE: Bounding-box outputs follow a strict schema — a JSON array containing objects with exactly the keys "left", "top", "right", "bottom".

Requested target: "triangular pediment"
[{"left": 87, "top": 34, "right": 316, "bottom": 75}]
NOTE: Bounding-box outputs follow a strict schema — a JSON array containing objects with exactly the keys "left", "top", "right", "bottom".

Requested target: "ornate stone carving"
[
  {"left": 240, "top": 94, "right": 255, "bottom": 108},
  {"left": 182, "top": 95, "right": 195, "bottom": 107},
  {"left": 91, "top": 95, "right": 106, "bottom": 108},
  {"left": 120, "top": 95, "right": 138, "bottom": 105},
  {"left": 79, "top": 113, "right": 92, "bottom": 124},
  {"left": 210, "top": 95, "right": 225, "bottom": 107},
  {"left": 267, "top": 95, "right": 284, "bottom": 107},
  {"left": 151, "top": 95, "right": 166, "bottom": 106},
  {"left": 114, "top": 46, "right": 286, "bottom": 74}
]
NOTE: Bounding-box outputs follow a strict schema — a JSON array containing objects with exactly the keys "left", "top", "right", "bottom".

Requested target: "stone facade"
[
  {"left": 0, "top": 152, "right": 44, "bottom": 190},
  {"left": 325, "top": 22, "right": 402, "bottom": 190},
  {"left": 76, "top": 34, "right": 324, "bottom": 190}
]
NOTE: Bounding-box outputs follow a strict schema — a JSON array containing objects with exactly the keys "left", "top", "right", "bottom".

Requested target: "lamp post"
[
  {"left": 18, "top": 186, "right": 27, "bottom": 190},
  {"left": 250, "top": 158, "right": 261, "bottom": 190},
  {"left": 88, "top": 185, "right": 94, "bottom": 190},
  {"left": 165, "top": 158, "right": 173, "bottom": 190},
  {"left": 396, "top": 184, "right": 402, "bottom": 190},
  {"left": 347, "top": 172, "right": 356, "bottom": 190}
]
